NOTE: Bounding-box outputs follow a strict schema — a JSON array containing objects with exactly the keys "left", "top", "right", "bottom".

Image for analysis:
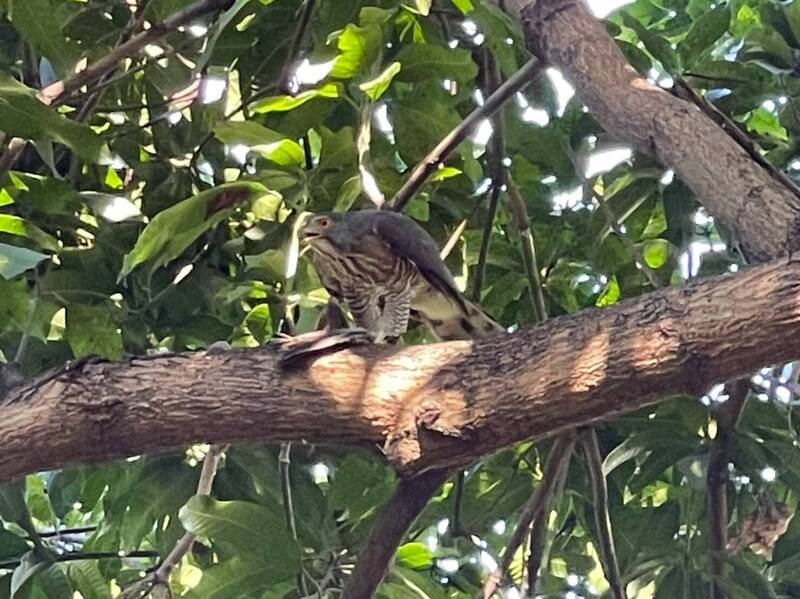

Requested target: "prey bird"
[{"left": 290, "top": 209, "right": 502, "bottom": 353}]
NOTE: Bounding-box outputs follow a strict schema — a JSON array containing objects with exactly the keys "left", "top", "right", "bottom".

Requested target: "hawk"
[{"left": 300, "top": 209, "right": 502, "bottom": 343}]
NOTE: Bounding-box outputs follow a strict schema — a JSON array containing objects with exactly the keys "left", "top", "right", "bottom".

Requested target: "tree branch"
[
  {"left": 483, "top": 432, "right": 576, "bottom": 598},
  {"left": 520, "top": 0, "right": 800, "bottom": 262},
  {"left": 581, "top": 430, "right": 624, "bottom": 599},
  {"left": 2, "top": 257, "right": 800, "bottom": 480},
  {"left": 707, "top": 379, "right": 748, "bottom": 599},
  {"left": 341, "top": 469, "right": 450, "bottom": 599},
  {"left": 389, "top": 58, "right": 543, "bottom": 212},
  {"left": 39, "top": 0, "right": 234, "bottom": 106}
]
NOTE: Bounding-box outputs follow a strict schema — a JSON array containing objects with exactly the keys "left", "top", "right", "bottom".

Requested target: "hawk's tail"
[{"left": 419, "top": 299, "right": 504, "bottom": 341}]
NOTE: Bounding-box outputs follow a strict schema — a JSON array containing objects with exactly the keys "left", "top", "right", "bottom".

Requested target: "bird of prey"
[{"left": 299, "top": 209, "right": 503, "bottom": 344}]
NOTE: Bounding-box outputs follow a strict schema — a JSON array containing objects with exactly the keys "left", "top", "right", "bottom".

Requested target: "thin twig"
[
  {"left": 595, "top": 188, "right": 661, "bottom": 288},
  {"left": 342, "top": 469, "right": 450, "bottom": 599},
  {"left": 278, "top": 0, "right": 317, "bottom": 93},
  {"left": 707, "top": 379, "right": 749, "bottom": 599},
  {"left": 483, "top": 432, "right": 576, "bottom": 598},
  {"left": 440, "top": 218, "right": 468, "bottom": 260},
  {"left": 389, "top": 58, "right": 543, "bottom": 212},
  {"left": 581, "top": 430, "right": 625, "bottom": 599},
  {"left": 506, "top": 181, "right": 547, "bottom": 322},
  {"left": 524, "top": 505, "right": 547, "bottom": 596},
  {"left": 0, "top": 550, "right": 159, "bottom": 570},
  {"left": 37, "top": 525, "right": 97, "bottom": 539},
  {"left": 672, "top": 77, "right": 800, "bottom": 204},
  {"left": 279, "top": 443, "right": 310, "bottom": 597},
  {"left": 357, "top": 102, "right": 385, "bottom": 206},
  {"left": 472, "top": 53, "right": 505, "bottom": 300},
  {"left": 38, "top": 0, "right": 234, "bottom": 106},
  {"left": 154, "top": 444, "right": 227, "bottom": 580}
]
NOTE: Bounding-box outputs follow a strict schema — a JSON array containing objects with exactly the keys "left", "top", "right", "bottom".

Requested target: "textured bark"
[
  {"left": 520, "top": 0, "right": 800, "bottom": 262},
  {"left": 3, "top": 257, "right": 800, "bottom": 480}
]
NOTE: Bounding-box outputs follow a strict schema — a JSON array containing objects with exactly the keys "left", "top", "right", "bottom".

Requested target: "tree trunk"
[{"left": 520, "top": 0, "right": 800, "bottom": 262}]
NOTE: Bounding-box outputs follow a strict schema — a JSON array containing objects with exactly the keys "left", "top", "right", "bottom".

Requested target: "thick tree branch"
[
  {"left": 341, "top": 469, "right": 450, "bottom": 599},
  {"left": 520, "top": 0, "right": 800, "bottom": 262},
  {"left": 3, "top": 257, "right": 800, "bottom": 480}
]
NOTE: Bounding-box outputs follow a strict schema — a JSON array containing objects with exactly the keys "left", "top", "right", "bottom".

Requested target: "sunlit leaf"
[{"left": 359, "top": 61, "right": 402, "bottom": 99}]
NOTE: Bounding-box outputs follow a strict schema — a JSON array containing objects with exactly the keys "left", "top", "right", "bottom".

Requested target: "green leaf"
[
  {"left": 394, "top": 45, "right": 478, "bottom": 82},
  {"left": 8, "top": 0, "right": 77, "bottom": 75},
  {"left": 642, "top": 239, "right": 669, "bottom": 269},
  {"left": 10, "top": 552, "right": 52, "bottom": 598},
  {"left": 183, "top": 557, "right": 294, "bottom": 599},
  {"left": 251, "top": 84, "right": 340, "bottom": 114},
  {"left": 333, "top": 176, "right": 362, "bottom": 212},
  {"left": 252, "top": 139, "right": 304, "bottom": 166},
  {"left": 0, "top": 215, "right": 59, "bottom": 251},
  {"left": 679, "top": 6, "right": 730, "bottom": 68},
  {"left": 0, "top": 243, "right": 48, "bottom": 279},
  {"left": 596, "top": 275, "right": 620, "bottom": 307},
  {"left": 331, "top": 23, "right": 384, "bottom": 79},
  {"left": 451, "top": 0, "right": 474, "bottom": 13},
  {"left": 396, "top": 543, "right": 433, "bottom": 569},
  {"left": 359, "top": 61, "right": 402, "bottom": 99},
  {"left": 251, "top": 190, "right": 283, "bottom": 221},
  {"left": 214, "top": 121, "right": 286, "bottom": 146},
  {"left": 179, "top": 496, "right": 301, "bottom": 578},
  {"left": 746, "top": 107, "right": 788, "bottom": 141},
  {"left": 0, "top": 75, "right": 102, "bottom": 162},
  {"left": 119, "top": 182, "right": 267, "bottom": 279},
  {"left": 622, "top": 14, "right": 679, "bottom": 72},
  {"left": 65, "top": 304, "right": 123, "bottom": 360},
  {"left": 68, "top": 562, "right": 111, "bottom": 599},
  {"left": 430, "top": 166, "right": 461, "bottom": 182},
  {"left": 244, "top": 303, "right": 272, "bottom": 344},
  {"left": 0, "top": 530, "right": 29, "bottom": 561}
]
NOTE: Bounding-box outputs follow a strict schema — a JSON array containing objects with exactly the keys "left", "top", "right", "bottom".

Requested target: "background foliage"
[{"left": 1, "top": 0, "right": 799, "bottom": 597}]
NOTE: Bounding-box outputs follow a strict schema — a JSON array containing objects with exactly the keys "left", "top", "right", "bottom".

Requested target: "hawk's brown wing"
[{"left": 353, "top": 210, "right": 469, "bottom": 315}]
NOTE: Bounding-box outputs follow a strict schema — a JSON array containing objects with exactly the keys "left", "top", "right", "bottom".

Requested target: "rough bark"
[
  {"left": 2, "top": 257, "right": 800, "bottom": 481},
  {"left": 520, "top": 0, "right": 800, "bottom": 262}
]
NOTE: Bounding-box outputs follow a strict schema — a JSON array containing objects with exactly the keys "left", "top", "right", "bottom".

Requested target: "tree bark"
[
  {"left": 520, "top": 0, "right": 800, "bottom": 263},
  {"left": 2, "top": 256, "right": 800, "bottom": 481}
]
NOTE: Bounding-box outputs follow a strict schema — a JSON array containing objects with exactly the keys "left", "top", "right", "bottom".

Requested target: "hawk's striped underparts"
[{"left": 301, "top": 210, "right": 502, "bottom": 343}]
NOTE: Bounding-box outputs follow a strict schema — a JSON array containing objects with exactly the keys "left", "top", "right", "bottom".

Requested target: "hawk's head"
[{"left": 301, "top": 213, "right": 339, "bottom": 240}]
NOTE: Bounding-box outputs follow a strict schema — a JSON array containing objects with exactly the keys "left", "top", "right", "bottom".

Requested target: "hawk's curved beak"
[{"left": 299, "top": 220, "right": 324, "bottom": 244}]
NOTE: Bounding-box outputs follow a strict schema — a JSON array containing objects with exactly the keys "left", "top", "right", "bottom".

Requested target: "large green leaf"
[
  {"left": 214, "top": 122, "right": 304, "bottom": 166},
  {"left": 394, "top": 45, "right": 478, "bottom": 82},
  {"left": 65, "top": 304, "right": 122, "bottom": 360},
  {"left": 8, "top": 0, "right": 77, "bottom": 75},
  {"left": 183, "top": 557, "right": 294, "bottom": 599},
  {"left": 179, "top": 496, "right": 300, "bottom": 577},
  {"left": 119, "top": 182, "right": 267, "bottom": 279},
  {"left": 0, "top": 76, "right": 102, "bottom": 162},
  {"left": 679, "top": 6, "right": 731, "bottom": 67}
]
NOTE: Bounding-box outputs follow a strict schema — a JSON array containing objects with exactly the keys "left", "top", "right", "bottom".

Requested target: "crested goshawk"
[{"left": 301, "top": 209, "right": 502, "bottom": 343}]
